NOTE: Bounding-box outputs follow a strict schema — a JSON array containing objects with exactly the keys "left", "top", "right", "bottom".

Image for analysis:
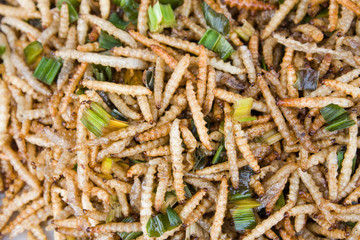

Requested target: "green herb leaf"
[
  {"left": 201, "top": 2, "right": 229, "bottom": 35},
  {"left": 159, "top": 0, "right": 183, "bottom": 9},
  {"left": 274, "top": 192, "right": 285, "bottom": 211},
  {"left": 143, "top": 68, "right": 155, "bottom": 91},
  {"left": 261, "top": 57, "right": 268, "bottom": 71},
  {"left": 194, "top": 147, "right": 208, "bottom": 170},
  {"left": 99, "top": 31, "right": 122, "bottom": 50},
  {"left": 320, "top": 104, "right": 355, "bottom": 131},
  {"left": 109, "top": 12, "right": 129, "bottom": 30},
  {"left": 57, "top": 0, "right": 79, "bottom": 23},
  {"left": 212, "top": 139, "right": 224, "bottom": 164},
  {"left": 166, "top": 206, "right": 182, "bottom": 227},
  {"left": 92, "top": 64, "right": 112, "bottom": 82},
  {"left": 118, "top": 217, "right": 143, "bottom": 240},
  {"left": 24, "top": 41, "right": 43, "bottom": 65},
  {"left": 146, "top": 207, "right": 181, "bottom": 237},
  {"left": 114, "top": 0, "right": 139, "bottom": 24},
  {"left": 337, "top": 150, "right": 357, "bottom": 174},
  {"left": 33, "top": 57, "right": 62, "bottom": 85},
  {"left": 0, "top": 45, "right": 6, "bottom": 57},
  {"left": 199, "top": 28, "right": 234, "bottom": 60},
  {"left": 184, "top": 183, "right": 196, "bottom": 198}
]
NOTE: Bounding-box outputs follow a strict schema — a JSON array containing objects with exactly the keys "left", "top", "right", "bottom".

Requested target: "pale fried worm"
[
  {"left": 59, "top": 62, "right": 88, "bottom": 114},
  {"left": 257, "top": 75, "right": 295, "bottom": 145},
  {"left": 197, "top": 45, "right": 207, "bottom": 107},
  {"left": 280, "top": 107, "right": 318, "bottom": 153},
  {"left": 186, "top": 80, "right": 212, "bottom": 151},
  {"left": 150, "top": 45, "right": 196, "bottom": 82}
]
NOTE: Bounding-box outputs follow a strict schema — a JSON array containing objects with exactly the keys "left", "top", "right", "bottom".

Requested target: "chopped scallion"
[
  {"left": 166, "top": 206, "right": 182, "bottom": 227},
  {"left": 24, "top": 41, "right": 43, "bottom": 65},
  {"left": 337, "top": 150, "right": 357, "bottom": 174},
  {"left": 148, "top": 2, "right": 176, "bottom": 32},
  {"left": 228, "top": 197, "right": 260, "bottom": 231},
  {"left": 262, "top": 129, "right": 283, "bottom": 145},
  {"left": 320, "top": 104, "right": 355, "bottom": 131},
  {"left": 159, "top": 0, "right": 183, "bottom": 9},
  {"left": 161, "top": 191, "right": 177, "bottom": 213},
  {"left": 232, "top": 98, "right": 256, "bottom": 122},
  {"left": 201, "top": 2, "right": 229, "bottom": 35},
  {"left": 199, "top": 28, "right": 234, "bottom": 60},
  {"left": 92, "top": 64, "right": 112, "bottom": 82},
  {"left": 33, "top": 57, "right": 62, "bottom": 85},
  {"left": 0, "top": 45, "right": 5, "bottom": 57},
  {"left": 80, "top": 102, "right": 128, "bottom": 137},
  {"left": 211, "top": 139, "right": 224, "bottom": 164},
  {"left": 101, "top": 157, "right": 113, "bottom": 177},
  {"left": 57, "top": 0, "right": 79, "bottom": 23},
  {"left": 233, "top": 19, "right": 255, "bottom": 42}
]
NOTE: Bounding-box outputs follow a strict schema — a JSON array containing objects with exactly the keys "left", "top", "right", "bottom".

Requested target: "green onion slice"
[
  {"left": 24, "top": 41, "right": 43, "bottom": 65},
  {"left": 0, "top": 45, "right": 5, "bottom": 57},
  {"left": 92, "top": 64, "right": 112, "bottom": 82},
  {"left": 80, "top": 102, "right": 128, "bottom": 137},
  {"left": 109, "top": 12, "right": 129, "bottom": 30},
  {"left": 262, "top": 129, "right": 283, "bottom": 145},
  {"left": 201, "top": 2, "right": 229, "bottom": 35},
  {"left": 232, "top": 98, "right": 256, "bottom": 122},
  {"left": 320, "top": 104, "right": 355, "bottom": 131},
  {"left": 233, "top": 19, "right": 255, "bottom": 42},
  {"left": 118, "top": 217, "right": 143, "bottom": 240},
  {"left": 99, "top": 31, "right": 122, "bottom": 50},
  {"left": 161, "top": 191, "right": 178, "bottom": 213},
  {"left": 33, "top": 57, "right": 62, "bottom": 85},
  {"left": 148, "top": 2, "right": 176, "bottom": 33},
  {"left": 199, "top": 28, "right": 234, "bottom": 60},
  {"left": 211, "top": 139, "right": 224, "bottom": 164},
  {"left": 228, "top": 198, "right": 260, "bottom": 231},
  {"left": 57, "top": 0, "right": 79, "bottom": 23},
  {"left": 146, "top": 206, "right": 182, "bottom": 237}
]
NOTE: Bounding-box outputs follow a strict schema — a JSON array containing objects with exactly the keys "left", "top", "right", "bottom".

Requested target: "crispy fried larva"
[
  {"left": 99, "top": 0, "right": 110, "bottom": 19},
  {"left": 263, "top": 37, "right": 278, "bottom": 70},
  {"left": 112, "top": 47, "right": 157, "bottom": 62},
  {"left": 77, "top": 42, "right": 104, "bottom": 52},
  {"left": 337, "top": 0, "right": 360, "bottom": 16},
  {"left": 154, "top": 161, "right": 170, "bottom": 212},
  {"left": 81, "top": 14, "right": 137, "bottom": 47},
  {"left": 0, "top": 4, "right": 40, "bottom": 19},
  {"left": 223, "top": 103, "right": 239, "bottom": 188},
  {"left": 170, "top": 119, "right": 186, "bottom": 203},
  {"left": 308, "top": 223, "right": 348, "bottom": 239},
  {"left": 180, "top": 124, "right": 197, "bottom": 152},
  {"left": 292, "top": 24, "right": 324, "bottom": 42},
  {"left": 208, "top": 57, "right": 246, "bottom": 75},
  {"left": 150, "top": 45, "right": 195, "bottom": 81},
  {"left": 59, "top": 2, "right": 69, "bottom": 39},
  {"left": 234, "top": 122, "right": 260, "bottom": 173},
  {"left": 186, "top": 80, "right": 212, "bottom": 150},
  {"left": 137, "top": 95, "right": 154, "bottom": 124},
  {"left": 297, "top": 169, "right": 333, "bottom": 224},
  {"left": 137, "top": 0, "right": 150, "bottom": 34},
  {"left": 96, "top": 138, "right": 130, "bottom": 161},
  {"left": 154, "top": 57, "right": 165, "bottom": 108},
  {"left": 140, "top": 164, "right": 156, "bottom": 239},
  {"left": 1, "top": 17, "right": 40, "bottom": 38},
  {"left": 180, "top": 188, "right": 207, "bottom": 221},
  {"left": 10, "top": 53, "right": 51, "bottom": 96},
  {"left": 202, "top": 66, "right": 216, "bottom": 115},
  {"left": 37, "top": 0, "right": 52, "bottom": 28},
  {"left": 294, "top": 0, "right": 310, "bottom": 23},
  {"left": 82, "top": 80, "right": 151, "bottom": 96},
  {"left": 144, "top": 145, "right": 171, "bottom": 157},
  {"left": 210, "top": 177, "right": 228, "bottom": 240},
  {"left": 0, "top": 81, "right": 10, "bottom": 147},
  {"left": 286, "top": 65, "right": 299, "bottom": 98},
  {"left": 112, "top": 137, "right": 168, "bottom": 158},
  {"left": 239, "top": 45, "right": 256, "bottom": 83},
  {"left": 160, "top": 54, "right": 190, "bottom": 114},
  {"left": 277, "top": 97, "right": 354, "bottom": 108},
  {"left": 197, "top": 45, "right": 207, "bottom": 107},
  {"left": 108, "top": 93, "right": 142, "bottom": 120},
  {"left": 179, "top": 15, "right": 206, "bottom": 39},
  {"left": 338, "top": 113, "right": 358, "bottom": 193},
  {"left": 136, "top": 123, "right": 171, "bottom": 142},
  {"left": 88, "top": 222, "right": 141, "bottom": 233},
  {"left": 326, "top": 147, "right": 338, "bottom": 201},
  {"left": 261, "top": 0, "right": 300, "bottom": 39},
  {"left": 257, "top": 75, "right": 295, "bottom": 145},
  {"left": 149, "top": 33, "right": 215, "bottom": 57},
  {"left": 243, "top": 203, "right": 294, "bottom": 240},
  {"left": 245, "top": 122, "right": 276, "bottom": 140},
  {"left": 213, "top": 88, "right": 269, "bottom": 112},
  {"left": 0, "top": 33, "right": 15, "bottom": 75},
  {"left": 323, "top": 79, "right": 360, "bottom": 98},
  {"left": 56, "top": 50, "right": 148, "bottom": 69}
]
